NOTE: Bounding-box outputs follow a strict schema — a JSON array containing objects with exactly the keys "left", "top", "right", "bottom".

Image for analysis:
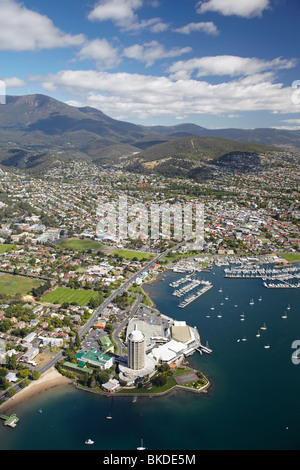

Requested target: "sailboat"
[
  {"left": 210, "top": 305, "right": 215, "bottom": 310},
  {"left": 218, "top": 287, "right": 223, "bottom": 293},
  {"left": 242, "top": 336, "right": 247, "bottom": 342},
  {"left": 260, "top": 323, "right": 267, "bottom": 330},
  {"left": 258, "top": 296, "right": 262, "bottom": 301},
  {"left": 287, "top": 304, "right": 291, "bottom": 310},
  {"left": 240, "top": 312, "right": 245, "bottom": 321},
  {"left": 264, "top": 344, "right": 270, "bottom": 349},
  {"left": 85, "top": 439, "right": 94, "bottom": 445},
  {"left": 217, "top": 312, "right": 222, "bottom": 318},
  {"left": 281, "top": 311, "right": 287, "bottom": 319},
  {"left": 256, "top": 330, "right": 261, "bottom": 338},
  {"left": 137, "top": 439, "right": 146, "bottom": 450},
  {"left": 249, "top": 298, "right": 254, "bottom": 305},
  {"left": 106, "top": 412, "right": 113, "bottom": 420}
]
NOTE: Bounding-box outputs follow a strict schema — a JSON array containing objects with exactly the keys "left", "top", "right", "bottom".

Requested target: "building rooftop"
[{"left": 171, "top": 325, "right": 192, "bottom": 344}]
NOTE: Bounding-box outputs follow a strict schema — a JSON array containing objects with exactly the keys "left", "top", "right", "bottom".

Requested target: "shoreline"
[{"left": 0, "top": 367, "right": 73, "bottom": 414}]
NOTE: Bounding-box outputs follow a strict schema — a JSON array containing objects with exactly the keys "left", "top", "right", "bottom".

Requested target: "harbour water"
[{"left": 0, "top": 264, "right": 300, "bottom": 450}]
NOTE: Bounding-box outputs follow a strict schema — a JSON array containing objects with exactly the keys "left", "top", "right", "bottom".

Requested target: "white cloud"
[
  {"left": 0, "top": 0, "right": 85, "bottom": 51},
  {"left": 33, "top": 68, "right": 299, "bottom": 121},
  {"left": 88, "top": 0, "right": 143, "bottom": 23},
  {"left": 123, "top": 41, "right": 191, "bottom": 67},
  {"left": 168, "top": 55, "right": 297, "bottom": 80},
  {"left": 196, "top": 0, "right": 271, "bottom": 18},
  {"left": 4, "top": 77, "right": 26, "bottom": 88},
  {"left": 77, "top": 39, "right": 121, "bottom": 68},
  {"left": 88, "top": 0, "right": 168, "bottom": 32},
  {"left": 275, "top": 119, "right": 300, "bottom": 130},
  {"left": 174, "top": 21, "right": 220, "bottom": 36}
]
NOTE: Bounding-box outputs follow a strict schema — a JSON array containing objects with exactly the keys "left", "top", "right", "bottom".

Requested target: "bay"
[{"left": 0, "top": 265, "right": 300, "bottom": 450}]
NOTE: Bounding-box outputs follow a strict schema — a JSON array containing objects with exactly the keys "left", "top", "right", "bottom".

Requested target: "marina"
[
  {"left": 172, "top": 279, "right": 202, "bottom": 297},
  {"left": 177, "top": 281, "right": 213, "bottom": 308},
  {"left": 224, "top": 264, "right": 300, "bottom": 288}
]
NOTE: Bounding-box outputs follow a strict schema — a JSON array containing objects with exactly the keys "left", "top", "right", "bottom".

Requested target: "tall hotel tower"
[{"left": 127, "top": 324, "right": 145, "bottom": 370}]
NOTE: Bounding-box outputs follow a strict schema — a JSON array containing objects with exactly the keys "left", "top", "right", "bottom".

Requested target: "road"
[
  {"left": 112, "top": 294, "right": 143, "bottom": 355},
  {"left": 78, "top": 242, "right": 181, "bottom": 339}
]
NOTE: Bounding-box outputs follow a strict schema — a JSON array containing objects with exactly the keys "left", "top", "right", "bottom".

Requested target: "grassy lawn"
[
  {"left": 281, "top": 254, "right": 300, "bottom": 262},
  {"left": 41, "top": 287, "right": 98, "bottom": 306},
  {"left": 117, "top": 376, "right": 177, "bottom": 394},
  {"left": 162, "top": 251, "right": 204, "bottom": 263},
  {"left": 128, "top": 285, "right": 153, "bottom": 306},
  {"left": 0, "top": 274, "right": 40, "bottom": 296},
  {"left": 58, "top": 238, "right": 104, "bottom": 252},
  {"left": 112, "top": 249, "right": 154, "bottom": 260},
  {"left": 0, "top": 244, "right": 16, "bottom": 254}
]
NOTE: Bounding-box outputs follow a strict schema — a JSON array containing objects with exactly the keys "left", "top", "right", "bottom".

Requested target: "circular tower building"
[{"left": 127, "top": 324, "right": 145, "bottom": 370}]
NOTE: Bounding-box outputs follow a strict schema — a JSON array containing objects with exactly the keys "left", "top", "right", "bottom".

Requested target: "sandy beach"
[{"left": 0, "top": 368, "right": 73, "bottom": 413}]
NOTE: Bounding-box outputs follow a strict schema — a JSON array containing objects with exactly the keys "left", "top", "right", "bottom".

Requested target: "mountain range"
[{"left": 0, "top": 94, "right": 298, "bottom": 175}]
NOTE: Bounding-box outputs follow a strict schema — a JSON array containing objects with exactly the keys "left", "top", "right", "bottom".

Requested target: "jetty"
[
  {"left": 197, "top": 343, "right": 213, "bottom": 354},
  {"left": 178, "top": 281, "right": 213, "bottom": 308},
  {"left": 169, "top": 275, "right": 191, "bottom": 288},
  {"left": 0, "top": 413, "right": 19, "bottom": 428},
  {"left": 173, "top": 279, "right": 202, "bottom": 297}
]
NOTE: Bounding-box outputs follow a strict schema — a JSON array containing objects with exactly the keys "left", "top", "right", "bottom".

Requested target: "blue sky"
[{"left": 1, "top": 0, "right": 300, "bottom": 129}]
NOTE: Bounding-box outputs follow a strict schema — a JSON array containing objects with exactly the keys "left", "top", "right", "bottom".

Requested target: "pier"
[
  {"left": 169, "top": 275, "right": 191, "bottom": 288},
  {"left": 197, "top": 344, "right": 213, "bottom": 354},
  {"left": 178, "top": 282, "right": 213, "bottom": 308},
  {"left": 0, "top": 413, "right": 19, "bottom": 428}
]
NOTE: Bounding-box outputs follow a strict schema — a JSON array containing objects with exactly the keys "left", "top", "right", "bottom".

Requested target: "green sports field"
[
  {"left": 0, "top": 244, "right": 16, "bottom": 254},
  {"left": 41, "top": 287, "right": 98, "bottom": 306},
  {"left": 58, "top": 238, "right": 104, "bottom": 252},
  {"left": 112, "top": 249, "right": 153, "bottom": 260},
  {"left": 0, "top": 274, "right": 40, "bottom": 296}
]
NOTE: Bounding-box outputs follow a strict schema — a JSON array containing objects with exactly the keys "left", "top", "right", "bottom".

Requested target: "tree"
[
  {"left": 6, "top": 354, "right": 16, "bottom": 370},
  {"left": 31, "top": 370, "right": 41, "bottom": 380},
  {"left": 96, "top": 370, "right": 110, "bottom": 386},
  {"left": 151, "top": 373, "right": 167, "bottom": 387},
  {"left": 74, "top": 331, "right": 81, "bottom": 350}
]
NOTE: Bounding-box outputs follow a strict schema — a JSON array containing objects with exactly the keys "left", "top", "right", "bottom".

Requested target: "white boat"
[
  {"left": 240, "top": 312, "right": 245, "bottom": 321},
  {"left": 287, "top": 304, "right": 291, "bottom": 310},
  {"left": 256, "top": 331, "right": 261, "bottom": 338},
  {"left": 210, "top": 305, "right": 215, "bottom": 310},
  {"left": 260, "top": 323, "right": 267, "bottom": 330},
  {"left": 137, "top": 439, "right": 146, "bottom": 450},
  {"left": 242, "top": 336, "right": 247, "bottom": 342},
  {"left": 85, "top": 439, "right": 94, "bottom": 445},
  {"left": 218, "top": 287, "right": 223, "bottom": 292},
  {"left": 106, "top": 413, "right": 113, "bottom": 420},
  {"left": 258, "top": 296, "right": 262, "bottom": 301},
  {"left": 281, "top": 311, "right": 287, "bottom": 319},
  {"left": 264, "top": 344, "right": 270, "bottom": 349},
  {"left": 225, "top": 296, "right": 229, "bottom": 300},
  {"left": 249, "top": 299, "right": 254, "bottom": 305},
  {"left": 217, "top": 313, "right": 222, "bottom": 318}
]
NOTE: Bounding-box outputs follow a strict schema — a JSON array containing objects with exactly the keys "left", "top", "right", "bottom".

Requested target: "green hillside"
[{"left": 134, "top": 136, "right": 279, "bottom": 162}]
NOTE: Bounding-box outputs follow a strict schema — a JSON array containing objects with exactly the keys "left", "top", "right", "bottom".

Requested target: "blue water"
[{"left": 1, "top": 265, "right": 300, "bottom": 450}]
